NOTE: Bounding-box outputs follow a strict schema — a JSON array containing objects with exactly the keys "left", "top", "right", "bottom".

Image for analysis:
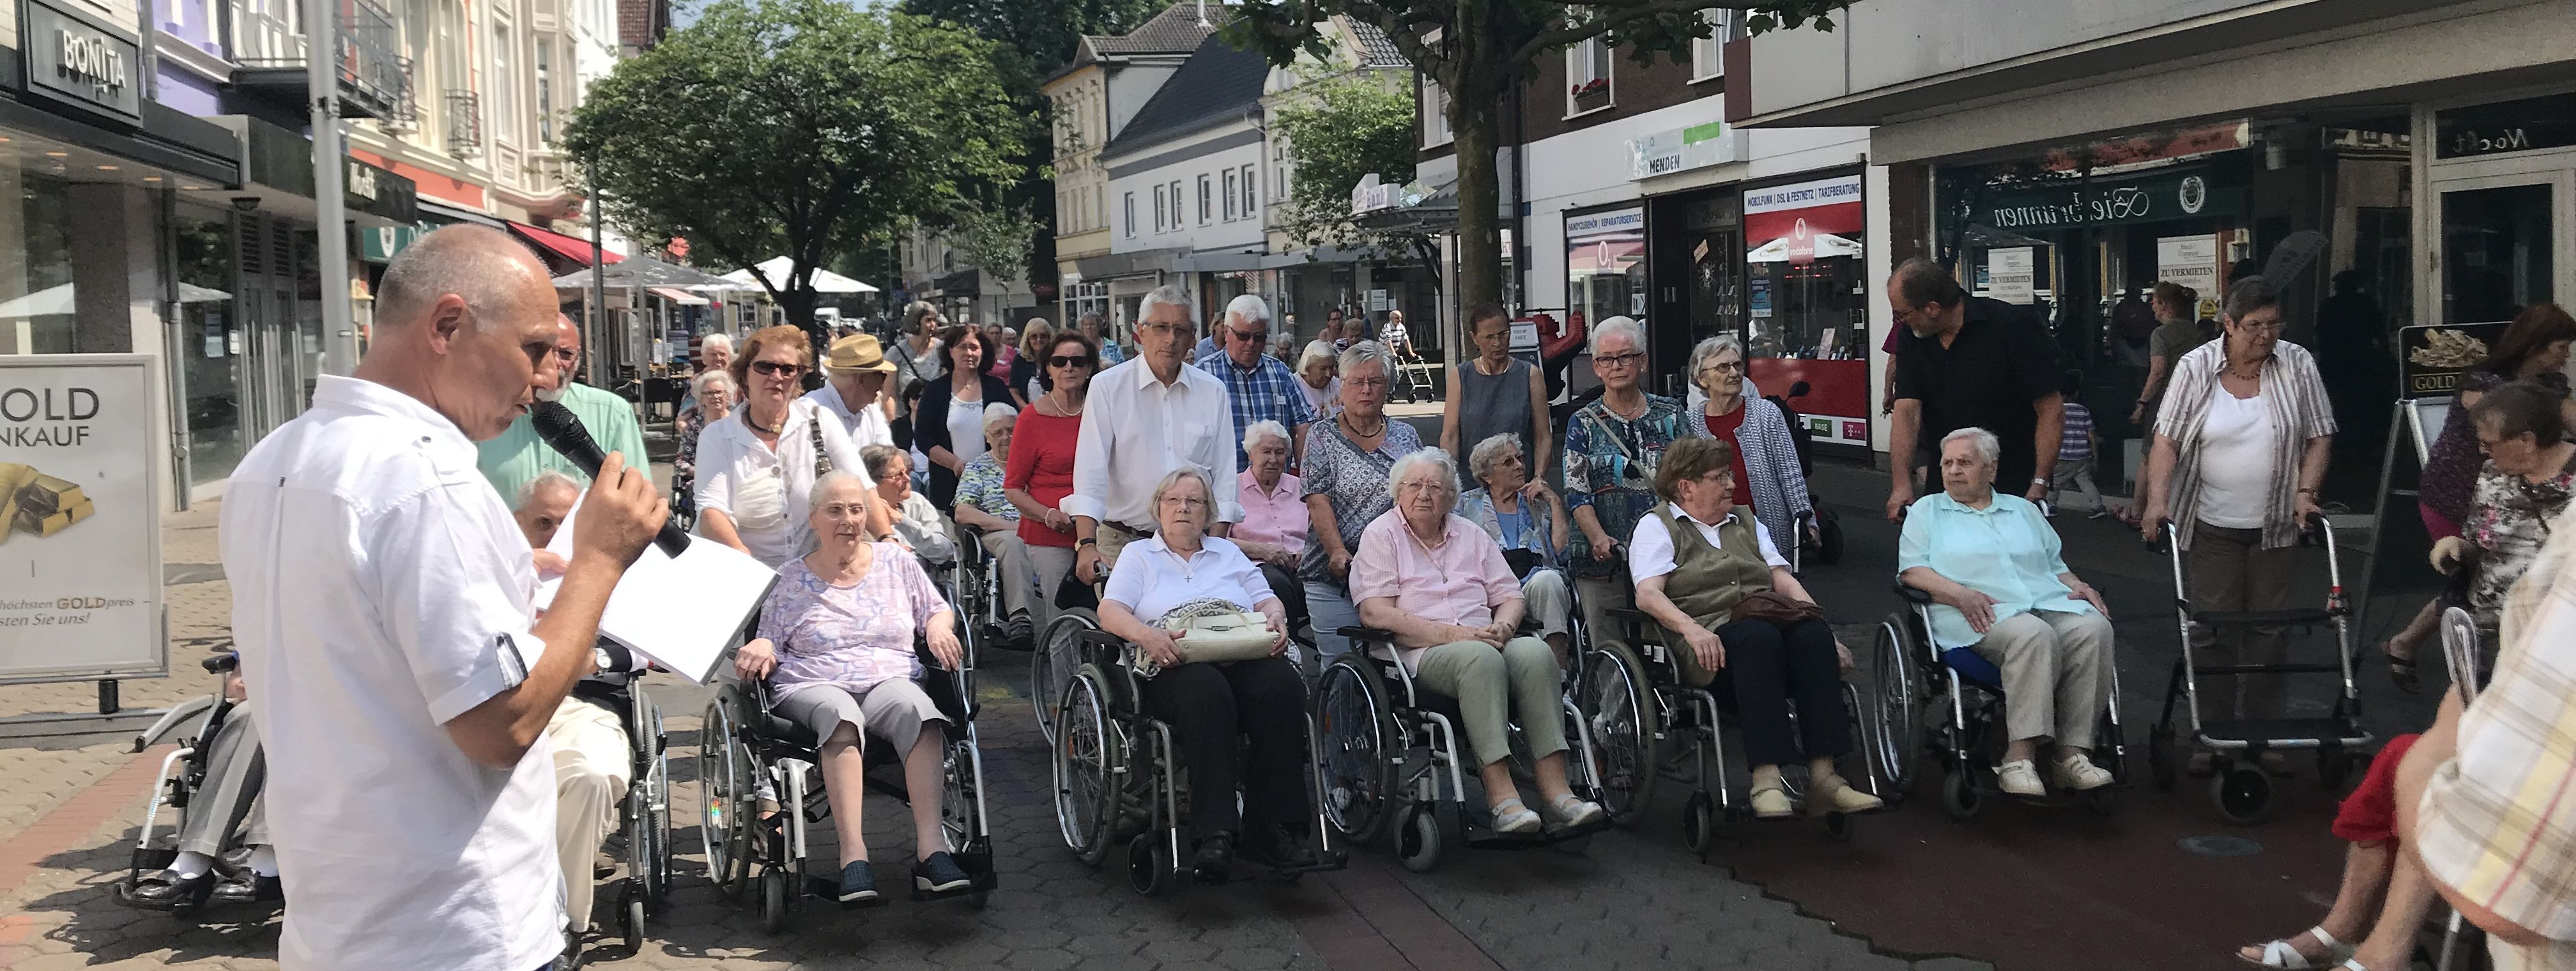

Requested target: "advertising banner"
[
  {"left": 1986, "top": 247, "right": 2034, "bottom": 305},
  {"left": 1744, "top": 175, "right": 1864, "bottom": 264},
  {"left": 2400, "top": 322, "right": 2510, "bottom": 400},
  {"left": 2156, "top": 234, "right": 2221, "bottom": 316},
  {"left": 0, "top": 355, "right": 165, "bottom": 684}
]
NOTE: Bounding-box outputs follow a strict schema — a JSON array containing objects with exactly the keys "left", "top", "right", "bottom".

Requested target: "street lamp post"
[{"left": 309, "top": 0, "right": 356, "bottom": 375}]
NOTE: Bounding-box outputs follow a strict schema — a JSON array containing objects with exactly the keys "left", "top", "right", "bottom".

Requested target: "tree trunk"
[
  {"left": 1448, "top": 4, "right": 1503, "bottom": 323},
  {"left": 777, "top": 284, "right": 826, "bottom": 390}
]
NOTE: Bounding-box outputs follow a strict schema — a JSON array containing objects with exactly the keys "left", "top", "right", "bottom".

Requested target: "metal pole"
[
  {"left": 309, "top": 0, "right": 356, "bottom": 375},
  {"left": 588, "top": 157, "right": 609, "bottom": 386}
]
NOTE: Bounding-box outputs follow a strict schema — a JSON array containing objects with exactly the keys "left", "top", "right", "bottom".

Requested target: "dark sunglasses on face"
[
  {"left": 751, "top": 360, "right": 804, "bottom": 377},
  {"left": 1047, "top": 355, "right": 1091, "bottom": 369}
]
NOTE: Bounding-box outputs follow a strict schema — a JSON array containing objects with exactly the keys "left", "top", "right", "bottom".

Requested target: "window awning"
[
  {"left": 507, "top": 220, "right": 624, "bottom": 267},
  {"left": 647, "top": 286, "right": 709, "bottom": 305}
]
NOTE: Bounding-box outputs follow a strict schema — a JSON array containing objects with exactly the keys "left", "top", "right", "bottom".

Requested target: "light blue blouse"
[{"left": 1896, "top": 491, "right": 2093, "bottom": 649}]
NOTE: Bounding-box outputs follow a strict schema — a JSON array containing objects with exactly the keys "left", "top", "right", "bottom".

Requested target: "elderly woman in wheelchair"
[
  {"left": 1349, "top": 448, "right": 1606, "bottom": 835},
  {"left": 1628, "top": 436, "right": 1882, "bottom": 821},
  {"left": 1091, "top": 466, "right": 1319, "bottom": 883},
  {"left": 732, "top": 471, "right": 974, "bottom": 905},
  {"left": 1897, "top": 427, "right": 2116, "bottom": 799}
]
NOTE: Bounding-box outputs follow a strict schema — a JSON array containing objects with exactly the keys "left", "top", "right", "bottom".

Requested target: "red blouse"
[{"left": 1007, "top": 408, "right": 1082, "bottom": 548}]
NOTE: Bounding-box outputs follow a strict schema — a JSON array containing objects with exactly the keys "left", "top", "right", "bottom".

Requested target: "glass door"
[{"left": 2432, "top": 167, "right": 2575, "bottom": 325}]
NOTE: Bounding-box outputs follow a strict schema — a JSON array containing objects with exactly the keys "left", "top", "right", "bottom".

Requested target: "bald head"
[
  {"left": 355, "top": 225, "right": 565, "bottom": 441},
  {"left": 376, "top": 226, "right": 552, "bottom": 332}
]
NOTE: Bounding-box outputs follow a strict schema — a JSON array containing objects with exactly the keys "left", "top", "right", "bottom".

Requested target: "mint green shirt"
[
  {"left": 476, "top": 381, "right": 650, "bottom": 505},
  {"left": 1896, "top": 491, "right": 2092, "bottom": 649}
]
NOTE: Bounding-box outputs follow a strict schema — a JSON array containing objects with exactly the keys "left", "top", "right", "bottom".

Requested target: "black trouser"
[
  {"left": 1138, "top": 656, "right": 1310, "bottom": 846},
  {"left": 1713, "top": 617, "right": 1850, "bottom": 767},
  {"left": 1259, "top": 563, "right": 1308, "bottom": 634}
]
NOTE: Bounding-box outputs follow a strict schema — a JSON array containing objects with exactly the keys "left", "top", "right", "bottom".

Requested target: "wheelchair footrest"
[
  {"left": 2190, "top": 608, "right": 2339, "bottom": 629},
  {"left": 2196, "top": 719, "right": 2372, "bottom": 748},
  {"left": 1462, "top": 816, "right": 1611, "bottom": 850},
  {"left": 805, "top": 875, "right": 894, "bottom": 908},
  {"left": 912, "top": 848, "right": 999, "bottom": 901}
]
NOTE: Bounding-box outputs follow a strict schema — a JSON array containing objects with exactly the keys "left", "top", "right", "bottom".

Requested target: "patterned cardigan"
[{"left": 1678, "top": 382, "right": 1813, "bottom": 558}]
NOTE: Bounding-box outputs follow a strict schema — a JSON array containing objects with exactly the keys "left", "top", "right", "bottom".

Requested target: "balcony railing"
[
  {"left": 376, "top": 56, "right": 421, "bottom": 132},
  {"left": 227, "top": 0, "right": 409, "bottom": 120},
  {"left": 444, "top": 88, "right": 482, "bottom": 157}
]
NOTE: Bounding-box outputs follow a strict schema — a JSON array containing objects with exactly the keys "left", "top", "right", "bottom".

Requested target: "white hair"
[
  {"left": 810, "top": 470, "right": 872, "bottom": 515},
  {"left": 1224, "top": 293, "right": 1273, "bottom": 328},
  {"left": 982, "top": 401, "right": 1018, "bottom": 432},
  {"left": 1942, "top": 427, "right": 2002, "bottom": 466},
  {"left": 1338, "top": 340, "right": 1393, "bottom": 381},
  {"left": 689, "top": 367, "right": 735, "bottom": 399},
  {"left": 1466, "top": 433, "right": 1524, "bottom": 484},
  {"left": 1243, "top": 420, "right": 1292, "bottom": 452},
  {"left": 1136, "top": 285, "right": 1199, "bottom": 334},
  {"left": 1687, "top": 333, "right": 1744, "bottom": 385},
  {"left": 514, "top": 470, "right": 580, "bottom": 511},
  {"left": 1590, "top": 316, "right": 1646, "bottom": 356},
  {"left": 1388, "top": 447, "right": 1459, "bottom": 496},
  {"left": 699, "top": 332, "right": 734, "bottom": 355},
  {"left": 1297, "top": 340, "right": 1337, "bottom": 374},
  {"left": 1149, "top": 464, "right": 1218, "bottom": 531}
]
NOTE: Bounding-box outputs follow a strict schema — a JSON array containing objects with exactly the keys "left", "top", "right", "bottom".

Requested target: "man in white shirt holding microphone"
[{"left": 223, "top": 226, "right": 664, "bottom": 971}]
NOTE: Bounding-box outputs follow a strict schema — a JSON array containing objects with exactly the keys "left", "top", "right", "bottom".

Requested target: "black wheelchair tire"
[
  {"left": 1575, "top": 643, "right": 1661, "bottom": 829},
  {"left": 1313, "top": 655, "right": 1400, "bottom": 848},
  {"left": 1054, "top": 666, "right": 1123, "bottom": 866},
  {"left": 1871, "top": 618, "right": 1925, "bottom": 797}
]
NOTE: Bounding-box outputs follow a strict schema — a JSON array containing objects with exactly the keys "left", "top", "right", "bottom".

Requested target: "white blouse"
[
  {"left": 693, "top": 400, "right": 872, "bottom": 568},
  {"left": 1101, "top": 533, "right": 1277, "bottom": 622}
]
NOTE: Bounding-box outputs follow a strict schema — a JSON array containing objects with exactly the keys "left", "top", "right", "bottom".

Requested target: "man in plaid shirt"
[
  {"left": 2401, "top": 500, "right": 2576, "bottom": 969},
  {"left": 1196, "top": 293, "right": 1315, "bottom": 471}
]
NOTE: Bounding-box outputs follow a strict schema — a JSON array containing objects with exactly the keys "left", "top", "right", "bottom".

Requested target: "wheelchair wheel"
[
  {"left": 1395, "top": 803, "right": 1446, "bottom": 873},
  {"left": 1941, "top": 768, "right": 1981, "bottom": 822},
  {"left": 1681, "top": 791, "right": 1716, "bottom": 855},
  {"left": 1054, "top": 666, "right": 1123, "bottom": 866},
  {"left": 1125, "top": 834, "right": 1173, "bottom": 897},
  {"left": 2214, "top": 764, "right": 2272, "bottom": 825},
  {"left": 758, "top": 866, "right": 791, "bottom": 934},
  {"left": 940, "top": 735, "right": 980, "bottom": 853},
  {"left": 696, "top": 698, "right": 755, "bottom": 899},
  {"left": 649, "top": 747, "right": 674, "bottom": 909},
  {"left": 1032, "top": 611, "right": 1096, "bottom": 745},
  {"left": 1814, "top": 510, "right": 1844, "bottom": 565},
  {"left": 1314, "top": 655, "right": 1399, "bottom": 846},
  {"left": 1871, "top": 618, "right": 1925, "bottom": 796},
  {"left": 621, "top": 883, "right": 646, "bottom": 952},
  {"left": 1575, "top": 643, "right": 1660, "bottom": 828},
  {"left": 2147, "top": 723, "right": 2179, "bottom": 792}
]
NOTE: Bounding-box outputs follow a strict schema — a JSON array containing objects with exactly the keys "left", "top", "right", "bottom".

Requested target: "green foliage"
[
  {"left": 563, "top": 0, "right": 1027, "bottom": 317},
  {"left": 1271, "top": 69, "right": 1418, "bottom": 251},
  {"left": 1233, "top": 1, "right": 1840, "bottom": 91}
]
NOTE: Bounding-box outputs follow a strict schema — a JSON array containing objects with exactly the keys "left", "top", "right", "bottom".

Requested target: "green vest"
[{"left": 1652, "top": 502, "right": 1774, "bottom": 642}]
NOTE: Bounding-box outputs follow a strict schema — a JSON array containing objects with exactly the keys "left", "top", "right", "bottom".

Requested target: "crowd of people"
[{"left": 194, "top": 224, "right": 2576, "bottom": 971}]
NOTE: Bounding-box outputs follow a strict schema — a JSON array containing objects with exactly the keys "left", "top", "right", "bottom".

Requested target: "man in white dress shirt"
[
  {"left": 1068, "top": 284, "right": 1242, "bottom": 581},
  {"left": 804, "top": 332, "right": 898, "bottom": 449},
  {"left": 222, "top": 226, "right": 663, "bottom": 971}
]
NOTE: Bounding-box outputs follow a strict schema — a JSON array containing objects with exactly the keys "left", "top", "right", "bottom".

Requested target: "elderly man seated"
[
  {"left": 861, "top": 443, "right": 958, "bottom": 566},
  {"left": 953, "top": 402, "right": 1038, "bottom": 646},
  {"left": 1232, "top": 420, "right": 1311, "bottom": 635},
  {"left": 733, "top": 472, "right": 971, "bottom": 904},
  {"left": 1353, "top": 448, "right": 1604, "bottom": 834},
  {"left": 1899, "top": 427, "right": 2116, "bottom": 797},
  {"left": 1457, "top": 432, "right": 1574, "bottom": 663}
]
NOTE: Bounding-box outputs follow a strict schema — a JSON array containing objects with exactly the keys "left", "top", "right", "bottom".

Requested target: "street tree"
[
  {"left": 565, "top": 0, "right": 1027, "bottom": 340},
  {"left": 1270, "top": 68, "right": 1429, "bottom": 264},
  {"left": 1234, "top": 0, "right": 1840, "bottom": 316}
]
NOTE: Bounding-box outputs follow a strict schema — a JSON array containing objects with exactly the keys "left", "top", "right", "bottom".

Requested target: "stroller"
[{"left": 2145, "top": 517, "right": 2373, "bottom": 823}]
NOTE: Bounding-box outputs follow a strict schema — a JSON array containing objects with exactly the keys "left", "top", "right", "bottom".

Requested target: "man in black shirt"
[{"left": 1885, "top": 257, "right": 2066, "bottom": 521}]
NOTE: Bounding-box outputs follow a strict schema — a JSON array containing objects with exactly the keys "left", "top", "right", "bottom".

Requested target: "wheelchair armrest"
[
  {"left": 200, "top": 652, "right": 238, "bottom": 674},
  {"left": 1604, "top": 607, "right": 1652, "bottom": 625},
  {"left": 1334, "top": 625, "right": 1397, "bottom": 644},
  {"left": 1892, "top": 581, "right": 1936, "bottom": 606}
]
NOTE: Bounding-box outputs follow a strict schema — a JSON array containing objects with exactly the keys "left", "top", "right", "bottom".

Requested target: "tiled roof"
[
  {"left": 1087, "top": 3, "right": 1229, "bottom": 57},
  {"left": 1342, "top": 18, "right": 1407, "bottom": 68},
  {"left": 1101, "top": 33, "right": 1268, "bottom": 155}
]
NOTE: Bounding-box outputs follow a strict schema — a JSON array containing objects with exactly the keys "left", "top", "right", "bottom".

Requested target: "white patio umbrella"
[
  {"left": 719, "top": 257, "right": 878, "bottom": 294},
  {"left": 0, "top": 281, "right": 230, "bottom": 317}
]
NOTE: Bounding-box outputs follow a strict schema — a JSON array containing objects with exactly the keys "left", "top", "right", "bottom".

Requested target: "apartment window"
[
  {"left": 1222, "top": 169, "right": 1238, "bottom": 220},
  {"left": 535, "top": 40, "right": 554, "bottom": 144},
  {"left": 1691, "top": 10, "right": 1732, "bottom": 81},
  {"left": 1239, "top": 164, "right": 1255, "bottom": 216},
  {"left": 1097, "top": 186, "right": 1108, "bottom": 233},
  {"left": 1567, "top": 37, "right": 1613, "bottom": 115},
  {"left": 1421, "top": 75, "right": 1452, "bottom": 147},
  {"left": 1123, "top": 192, "right": 1135, "bottom": 238},
  {"left": 1169, "top": 181, "right": 1182, "bottom": 228},
  {"left": 1153, "top": 185, "right": 1166, "bottom": 231},
  {"left": 491, "top": 22, "right": 518, "bottom": 144},
  {"left": 1197, "top": 176, "right": 1212, "bottom": 224},
  {"left": 1274, "top": 139, "right": 1292, "bottom": 199}
]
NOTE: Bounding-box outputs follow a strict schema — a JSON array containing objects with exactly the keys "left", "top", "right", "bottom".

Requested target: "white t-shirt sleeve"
[
  {"left": 694, "top": 429, "right": 736, "bottom": 516},
  {"left": 1751, "top": 515, "right": 1790, "bottom": 569},
  {"left": 1628, "top": 514, "right": 1676, "bottom": 583},
  {"left": 365, "top": 487, "right": 539, "bottom": 725},
  {"left": 1100, "top": 548, "right": 1149, "bottom": 612}
]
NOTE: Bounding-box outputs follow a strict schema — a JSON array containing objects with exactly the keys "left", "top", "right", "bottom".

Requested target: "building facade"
[{"left": 1043, "top": 2, "right": 1216, "bottom": 332}]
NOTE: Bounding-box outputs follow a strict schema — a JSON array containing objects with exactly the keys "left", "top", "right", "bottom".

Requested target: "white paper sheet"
[{"left": 537, "top": 498, "right": 776, "bottom": 684}]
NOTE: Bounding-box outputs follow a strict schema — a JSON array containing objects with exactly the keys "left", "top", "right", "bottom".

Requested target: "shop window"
[
  {"left": 1742, "top": 174, "right": 1868, "bottom": 445},
  {"left": 176, "top": 210, "right": 245, "bottom": 484},
  {"left": 0, "top": 171, "right": 77, "bottom": 355},
  {"left": 1563, "top": 206, "right": 1646, "bottom": 358},
  {"left": 1567, "top": 38, "right": 1613, "bottom": 116}
]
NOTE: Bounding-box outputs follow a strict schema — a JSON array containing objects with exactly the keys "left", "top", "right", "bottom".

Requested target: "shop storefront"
[
  {"left": 1563, "top": 204, "right": 1647, "bottom": 345},
  {"left": 1740, "top": 172, "right": 1871, "bottom": 448}
]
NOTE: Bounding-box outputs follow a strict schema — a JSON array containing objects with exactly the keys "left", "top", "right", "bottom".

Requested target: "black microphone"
[{"left": 530, "top": 401, "right": 691, "bottom": 558}]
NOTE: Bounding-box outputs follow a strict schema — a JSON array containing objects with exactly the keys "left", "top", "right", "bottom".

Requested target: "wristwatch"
[
  {"left": 2030, "top": 477, "right": 2049, "bottom": 488},
  {"left": 1077, "top": 537, "right": 1099, "bottom": 548},
  {"left": 593, "top": 646, "right": 616, "bottom": 673}
]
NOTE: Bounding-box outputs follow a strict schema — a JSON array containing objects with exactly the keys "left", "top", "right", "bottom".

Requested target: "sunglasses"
[
  {"left": 751, "top": 360, "right": 805, "bottom": 377},
  {"left": 1230, "top": 328, "right": 1268, "bottom": 343},
  {"left": 1047, "top": 355, "right": 1092, "bottom": 369}
]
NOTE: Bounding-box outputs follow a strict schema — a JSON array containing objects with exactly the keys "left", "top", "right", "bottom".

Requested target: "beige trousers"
[
  {"left": 1968, "top": 609, "right": 2114, "bottom": 749},
  {"left": 547, "top": 696, "right": 631, "bottom": 933}
]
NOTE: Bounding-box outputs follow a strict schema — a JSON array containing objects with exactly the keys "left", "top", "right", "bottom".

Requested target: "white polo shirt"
[
  {"left": 1065, "top": 357, "right": 1243, "bottom": 529},
  {"left": 222, "top": 376, "right": 560, "bottom": 971},
  {"left": 1628, "top": 507, "right": 1787, "bottom": 583},
  {"left": 693, "top": 399, "right": 871, "bottom": 569},
  {"left": 801, "top": 385, "right": 895, "bottom": 450}
]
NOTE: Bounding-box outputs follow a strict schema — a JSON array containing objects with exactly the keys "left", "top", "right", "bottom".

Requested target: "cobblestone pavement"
[{"left": 0, "top": 494, "right": 1974, "bottom": 971}]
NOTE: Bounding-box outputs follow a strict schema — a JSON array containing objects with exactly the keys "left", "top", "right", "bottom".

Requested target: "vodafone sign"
[{"left": 1744, "top": 175, "right": 1864, "bottom": 263}]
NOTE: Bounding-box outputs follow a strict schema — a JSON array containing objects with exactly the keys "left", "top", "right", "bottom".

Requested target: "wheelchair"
[
  {"left": 1031, "top": 571, "right": 1103, "bottom": 745},
  {"left": 1577, "top": 597, "right": 1891, "bottom": 854},
  {"left": 953, "top": 528, "right": 1006, "bottom": 652},
  {"left": 572, "top": 665, "right": 676, "bottom": 956},
  {"left": 114, "top": 650, "right": 261, "bottom": 916},
  {"left": 1050, "top": 625, "right": 1347, "bottom": 894},
  {"left": 2145, "top": 519, "right": 2371, "bottom": 825},
  {"left": 1313, "top": 618, "right": 1614, "bottom": 873},
  {"left": 1871, "top": 583, "right": 2129, "bottom": 822},
  {"left": 696, "top": 563, "right": 997, "bottom": 931}
]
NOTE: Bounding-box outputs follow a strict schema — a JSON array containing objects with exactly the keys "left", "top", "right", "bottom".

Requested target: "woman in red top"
[
  {"left": 1006, "top": 332, "right": 1098, "bottom": 633},
  {"left": 1679, "top": 333, "right": 1815, "bottom": 560}
]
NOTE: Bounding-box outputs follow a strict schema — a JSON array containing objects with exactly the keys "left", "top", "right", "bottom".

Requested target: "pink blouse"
[{"left": 758, "top": 544, "right": 950, "bottom": 700}]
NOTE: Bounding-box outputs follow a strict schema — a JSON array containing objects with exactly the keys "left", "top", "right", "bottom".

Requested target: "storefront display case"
[{"left": 1742, "top": 173, "right": 1871, "bottom": 448}]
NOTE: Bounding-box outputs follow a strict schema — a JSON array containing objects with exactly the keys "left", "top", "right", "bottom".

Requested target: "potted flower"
[{"left": 1570, "top": 77, "right": 1610, "bottom": 112}]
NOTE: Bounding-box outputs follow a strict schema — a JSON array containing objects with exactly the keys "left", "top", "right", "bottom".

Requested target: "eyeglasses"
[
  {"left": 1229, "top": 328, "right": 1268, "bottom": 344},
  {"left": 550, "top": 347, "right": 578, "bottom": 362},
  {"left": 1160, "top": 495, "right": 1208, "bottom": 509},
  {"left": 751, "top": 360, "right": 804, "bottom": 377},
  {"left": 1699, "top": 360, "right": 1745, "bottom": 375},
  {"left": 1346, "top": 376, "right": 1390, "bottom": 390},
  {"left": 1596, "top": 352, "right": 1647, "bottom": 369},
  {"left": 1138, "top": 322, "right": 1192, "bottom": 337},
  {"left": 1047, "top": 355, "right": 1092, "bottom": 369},
  {"left": 2232, "top": 319, "right": 2284, "bottom": 333}
]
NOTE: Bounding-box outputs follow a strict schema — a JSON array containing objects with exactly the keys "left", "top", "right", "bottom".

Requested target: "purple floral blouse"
[{"left": 757, "top": 544, "right": 950, "bottom": 700}]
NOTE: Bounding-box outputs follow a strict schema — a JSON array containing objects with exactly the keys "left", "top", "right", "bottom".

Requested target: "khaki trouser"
[
  {"left": 2186, "top": 523, "right": 2299, "bottom": 719},
  {"left": 1969, "top": 609, "right": 2115, "bottom": 749},
  {"left": 547, "top": 696, "right": 631, "bottom": 933},
  {"left": 1411, "top": 636, "right": 1567, "bottom": 768},
  {"left": 978, "top": 526, "right": 1035, "bottom": 622},
  {"left": 1523, "top": 568, "right": 1572, "bottom": 643},
  {"left": 1098, "top": 521, "right": 1148, "bottom": 570}
]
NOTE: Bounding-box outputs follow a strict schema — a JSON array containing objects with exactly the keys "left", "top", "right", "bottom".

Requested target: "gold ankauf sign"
[{"left": 0, "top": 354, "right": 165, "bottom": 684}]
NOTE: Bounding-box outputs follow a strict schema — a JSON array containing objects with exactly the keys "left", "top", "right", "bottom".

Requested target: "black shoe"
[
  {"left": 836, "top": 860, "right": 879, "bottom": 905},
  {"left": 124, "top": 869, "right": 213, "bottom": 910},
  {"left": 209, "top": 873, "right": 283, "bottom": 905},
  {"left": 558, "top": 932, "right": 586, "bottom": 970},
  {"left": 1236, "top": 825, "right": 1317, "bottom": 871},
  {"left": 1189, "top": 833, "right": 1234, "bottom": 884},
  {"left": 914, "top": 851, "right": 973, "bottom": 893},
  {"left": 1002, "top": 618, "right": 1033, "bottom": 650}
]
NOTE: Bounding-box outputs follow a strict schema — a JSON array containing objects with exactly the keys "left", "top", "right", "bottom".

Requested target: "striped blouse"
[{"left": 2152, "top": 339, "right": 2337, "bottom": 551}]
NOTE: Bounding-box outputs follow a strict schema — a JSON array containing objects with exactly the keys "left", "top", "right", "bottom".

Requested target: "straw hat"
[{"left": 825, "top": 333, "right": 896, "bottom": 374}]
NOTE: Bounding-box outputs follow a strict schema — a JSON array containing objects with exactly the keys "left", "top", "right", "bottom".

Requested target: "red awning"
[{"left": 507, "top": 220, "right": 624, "bottom": 267}]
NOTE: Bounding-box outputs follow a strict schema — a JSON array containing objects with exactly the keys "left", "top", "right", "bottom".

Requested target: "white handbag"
[{"left": 1143, "top": 598, "right": 1276, "bottom": 674}]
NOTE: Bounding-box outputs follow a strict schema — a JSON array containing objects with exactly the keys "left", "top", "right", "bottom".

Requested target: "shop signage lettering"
[
  {"left": 1973, "top": 167, "right": 2242, "bottom": 231},
  {"left": 56, "top": 32, "right": 126, "bottom": 96},
  {"left": 1565, "top": 207, "right": 1645, "bottom": 240},
  {"left": 22, "top": 0, "right": 143, "bottom": 123},
  {"left": 347, "top": 162, "right": 380, "bottom": 202},
  {"left": 1627, "top": 121, "right": 1737, "bottom": 181},
  {"left": 1744, "top": 175, "right": 1864, "bottom": 215},
  {"left": 2435, "top": 93, "right": 2576, "bottom": 159}
]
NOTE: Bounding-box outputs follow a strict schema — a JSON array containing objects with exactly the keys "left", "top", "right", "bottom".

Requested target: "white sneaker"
[
  {"left": 1997, "top": 759, "right": 2046, "bottom": 797},
  {"left": 2055, "top": 752, "right": 2114, "bottom": 791}
]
